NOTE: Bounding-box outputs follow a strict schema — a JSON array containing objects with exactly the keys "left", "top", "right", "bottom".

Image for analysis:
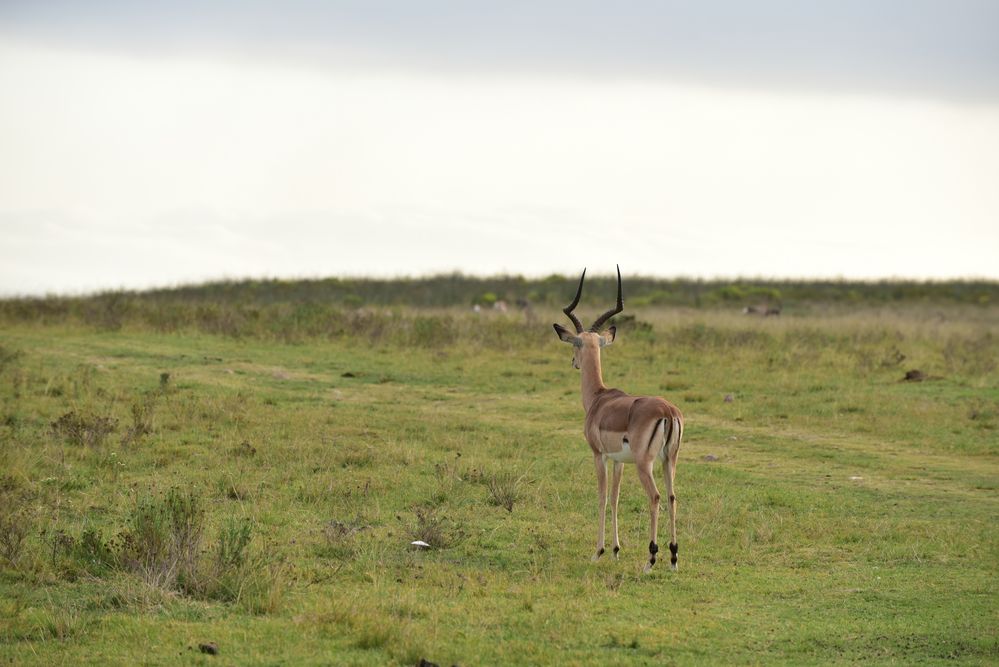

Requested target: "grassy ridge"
[
  {"left": 1, "top": 275, "right": 996, "bottom": 345},
  {"left": 0, "top": 298, "right": 997, "bottom": 664},
  {"left": 3, "top": 275, "right": 997, "bottom": 317},
  {"left": 131, "top": 275, "right": 999, "bottom": 308}
]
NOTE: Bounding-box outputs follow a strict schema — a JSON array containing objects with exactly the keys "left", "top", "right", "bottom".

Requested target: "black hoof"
[
  {"left": 669, "top": 542, "right": 678, "bottom": 565},
  {"left": 648, "top": 541, "right": 658, "bottom": 565},
  {"left": 613, "top": 546, "right": 620, "bottom": 556}
]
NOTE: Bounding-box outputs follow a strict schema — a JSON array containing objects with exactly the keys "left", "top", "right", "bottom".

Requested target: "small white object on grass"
[
  {"left": 411, "top": 540, "right": 431, "bottom": 549},
  {"left": 849, "top": 476, "right": 863, "bottom": 481}
]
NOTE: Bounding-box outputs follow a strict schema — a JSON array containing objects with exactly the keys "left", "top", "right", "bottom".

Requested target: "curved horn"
[
  {"left": 562, "top": 268, "right": 586, "bottom": 334},
  {"left": 589, "top": 264, "right": 623, "bottom": 331}
]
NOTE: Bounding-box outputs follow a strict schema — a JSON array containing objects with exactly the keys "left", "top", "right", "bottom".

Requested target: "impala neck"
[{"left": 579, "top": 346, "right": 607, "bottom": 413}]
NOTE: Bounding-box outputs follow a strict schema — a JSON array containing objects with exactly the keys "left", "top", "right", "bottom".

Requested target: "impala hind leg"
[
  {"left": 636, "top": 460, "right": 661, "bottom": 573},
  {"left": 592, "top": 454, "right": 608, "bottom": 561},
  {"left": 664, "top": 453, "right": 679, "bottom": 571},
  {"left": 610, "top": 461, "right": 624, "bottom": 558}
]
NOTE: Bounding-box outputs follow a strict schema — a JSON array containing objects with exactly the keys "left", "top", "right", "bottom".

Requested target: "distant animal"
[
  {"left": 743, "top": 304, "right": 782, "bottom": 316},
  {"left": 553, "top": 266, "right": 685, "bottom": 573},
  {"left": 516, "top": 298, "right": 537, "bottom": 325}
]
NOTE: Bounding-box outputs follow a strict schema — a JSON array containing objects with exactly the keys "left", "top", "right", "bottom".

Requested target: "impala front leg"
[{"left": 592, "top": 454, "right": 608, "bottom": 561}]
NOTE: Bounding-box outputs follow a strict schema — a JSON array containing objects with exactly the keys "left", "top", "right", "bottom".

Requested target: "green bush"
[{"left": 51, "top": 412, "right": 118, "bottom": 448}]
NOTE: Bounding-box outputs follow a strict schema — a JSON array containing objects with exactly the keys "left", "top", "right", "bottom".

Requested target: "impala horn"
[
  {"left": 562, "top": 268, "right": 586, "bottom": 334},
  {"left": 589, "top": 264, "right": 623, "bottom": 331}
]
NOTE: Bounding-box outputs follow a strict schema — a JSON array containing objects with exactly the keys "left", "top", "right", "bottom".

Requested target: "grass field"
[{"left": 1, "top": 301, "right": 997, "bottom": 665}]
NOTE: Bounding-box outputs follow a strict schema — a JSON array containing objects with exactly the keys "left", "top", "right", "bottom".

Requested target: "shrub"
[
  {"left": 118, "top": 488, "right": 204, "bottom": 589},
  {"left": 51, "top": 412, "right": 117, "bottom": 448},
  {"left": 41, "top": 487, "right": 285, "bottom": 611},
  {"left": 611, "top": 314, "right": 656, "bottom": 342},
  {"left": 72, "top": 527, "right": 118, "bottom": 575}
]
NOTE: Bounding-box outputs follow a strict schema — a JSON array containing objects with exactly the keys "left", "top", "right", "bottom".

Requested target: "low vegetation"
[{"left": 0, "top": 279, "right": 996, "bottom": 664}]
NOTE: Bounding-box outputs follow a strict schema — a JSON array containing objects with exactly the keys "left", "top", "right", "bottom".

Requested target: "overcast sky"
[{"left": 1, "top": 1, "right": 998, "bottom": 295}]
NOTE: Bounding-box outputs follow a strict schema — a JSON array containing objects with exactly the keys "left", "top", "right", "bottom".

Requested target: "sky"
[{"left": 1, "top": 1, "right": 998, "bottom": 295}]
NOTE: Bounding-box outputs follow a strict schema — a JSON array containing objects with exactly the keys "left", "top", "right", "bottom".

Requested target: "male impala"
[{"left": 553, "top": 266, "right": 684, "bottom": 573}]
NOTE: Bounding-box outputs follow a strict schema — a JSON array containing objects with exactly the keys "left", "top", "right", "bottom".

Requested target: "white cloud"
[{"left": 1, "top": 40, "right": 998, "bottom": 294}]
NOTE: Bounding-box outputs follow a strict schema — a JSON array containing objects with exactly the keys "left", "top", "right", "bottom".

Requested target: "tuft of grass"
[
  {"left": 485, "top": 471, "right": 525, "bottom": 512},
  {"left": 41, "top": 606, "right": 90, "bottom": 642},
  {"left": 196, "top": 518, "right": 271, "bottom": 608},
  {"left": 0, "top": 505, "right": 31, "bottom": 567},
  {"left": 410, "top": 508, "right": 464, "bottom": 550},
  {"left": 122, "top": 394, "right": 156, "bottom": 446},
  {"left": 231, "top": 440, "right": 257, "bottom": 457},
  {"left": 431, "top": 454, "right": 465, "bottom": 503},
  {"left": 318, "top": 519, "right": 366, "bottom": 561},
  {"left": 215, "top": 472, "right": 252, "bottom": 502},
  {"left": 214, "top": 518, "right": 252, "bottom": 571}
]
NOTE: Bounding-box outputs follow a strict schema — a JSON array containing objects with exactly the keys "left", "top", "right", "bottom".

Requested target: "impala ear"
[
  {"left": 553, "top": 323, "right": 581, "bottom": 346},
  {"left": 599, "top": 326, "right": 616, "bottom": 347}
]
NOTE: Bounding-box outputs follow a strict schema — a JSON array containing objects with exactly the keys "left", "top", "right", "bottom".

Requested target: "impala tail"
[
  {"left": 667, "top": 416, "right": 682, "bottom": 458},
  {"left": 654, "top": 416, "right": 683, "bottom": 460}
]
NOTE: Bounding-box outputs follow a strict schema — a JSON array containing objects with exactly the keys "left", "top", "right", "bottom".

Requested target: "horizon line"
[{"left": 3, "top": 271, "right": 998, "bottom": 300}]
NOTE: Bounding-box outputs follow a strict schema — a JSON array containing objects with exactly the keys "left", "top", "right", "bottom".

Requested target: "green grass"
[{"left": 0, "top": 305, "right": 997, "bottom": 665}]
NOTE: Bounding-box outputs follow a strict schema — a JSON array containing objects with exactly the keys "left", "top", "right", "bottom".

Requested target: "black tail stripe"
[{"left": 647, "top": 417, "right": 669, "bottom": 452}]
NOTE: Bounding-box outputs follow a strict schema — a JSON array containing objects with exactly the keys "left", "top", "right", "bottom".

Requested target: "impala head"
[{"left": 553, "top": 266, "right": 623, "bottom": 369}]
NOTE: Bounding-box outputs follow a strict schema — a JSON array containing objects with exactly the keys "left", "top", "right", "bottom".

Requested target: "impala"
[{"left": 553, "top": 267, "right": 684, "bottom": 573}]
